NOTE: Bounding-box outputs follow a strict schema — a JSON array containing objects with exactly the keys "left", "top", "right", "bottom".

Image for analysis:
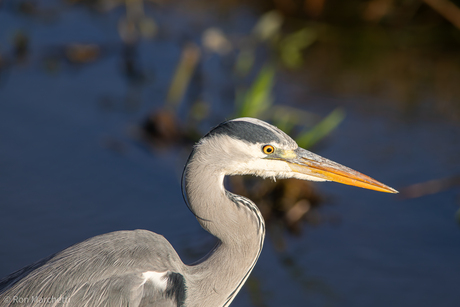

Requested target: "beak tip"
[
  {"left": 289, "top": 149, "right": 399, "bottom": 195},
  {"left": 374, "top": 184, "right": 398, "bottom": 194}
]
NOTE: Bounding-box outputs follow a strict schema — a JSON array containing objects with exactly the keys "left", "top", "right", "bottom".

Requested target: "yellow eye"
[{"left": 262, "top": 145, "right": 275, "bottom": 155}]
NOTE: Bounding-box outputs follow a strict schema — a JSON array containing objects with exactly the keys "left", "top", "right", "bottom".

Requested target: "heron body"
[{"left": 0, "top": 118, "right": 397, "bottom": 307}]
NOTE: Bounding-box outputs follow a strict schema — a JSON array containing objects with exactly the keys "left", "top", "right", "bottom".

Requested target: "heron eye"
[{"left": 262, "top": 145, "right": 275, "bottom": 154}]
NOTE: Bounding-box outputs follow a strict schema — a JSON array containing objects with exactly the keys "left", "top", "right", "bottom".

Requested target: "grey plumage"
[
  {"left": 0, "top": 230, "right": 185, "bottom": 307},
  {"left": 205, "top": 118, "right": 296, "bottom": 147},
  {"left": 0, "top": 117, "right": 397, "bottom": 307}
]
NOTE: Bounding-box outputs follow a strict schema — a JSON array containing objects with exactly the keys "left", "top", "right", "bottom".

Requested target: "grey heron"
[{"left": 0, "top": 117, "right": 397, "bottom": 307}]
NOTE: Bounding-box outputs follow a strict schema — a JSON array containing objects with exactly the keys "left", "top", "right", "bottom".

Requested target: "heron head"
[{"left": 196, "top": 117, "right": 397, "bottom": 193}]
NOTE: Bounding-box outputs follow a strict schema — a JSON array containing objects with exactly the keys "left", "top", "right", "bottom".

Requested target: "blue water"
[{"left": 1, "top": 2, "right": 460, "bottom": 307}]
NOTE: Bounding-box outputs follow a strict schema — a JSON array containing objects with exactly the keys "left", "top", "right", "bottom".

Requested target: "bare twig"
[
  {"left": 423, "top": 0, "right": 460, "bottom": 30},
  {"left": 399, "top": 176, "right": 460, "bottom": 199}
]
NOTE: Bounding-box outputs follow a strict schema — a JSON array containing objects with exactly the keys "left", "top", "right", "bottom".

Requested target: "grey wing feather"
[{"left": 0, "top": 230, "right": 186, "bottom": 307}]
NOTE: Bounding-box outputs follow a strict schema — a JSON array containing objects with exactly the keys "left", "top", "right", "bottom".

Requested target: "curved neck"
[{"left": 182, "top": 149, "right": 265, "bottom": 307}]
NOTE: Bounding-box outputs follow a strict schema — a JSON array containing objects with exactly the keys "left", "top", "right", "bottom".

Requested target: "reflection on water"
[{"left": 1, "top": 1, "right": 460, "bottom": 306}]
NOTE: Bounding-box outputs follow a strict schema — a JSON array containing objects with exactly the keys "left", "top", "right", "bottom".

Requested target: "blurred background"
[{"left": 1, "top": 0, "right": 460, "bottom": 306}]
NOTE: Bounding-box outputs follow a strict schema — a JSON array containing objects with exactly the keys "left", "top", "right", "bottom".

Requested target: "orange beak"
[{"left": 283, "top": 148, "right": 398, "bottom": 193}]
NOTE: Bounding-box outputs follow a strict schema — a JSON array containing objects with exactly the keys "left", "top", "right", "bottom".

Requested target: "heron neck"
[{"left": 183, "top": 152, "right": 265, "bottom": 307}]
